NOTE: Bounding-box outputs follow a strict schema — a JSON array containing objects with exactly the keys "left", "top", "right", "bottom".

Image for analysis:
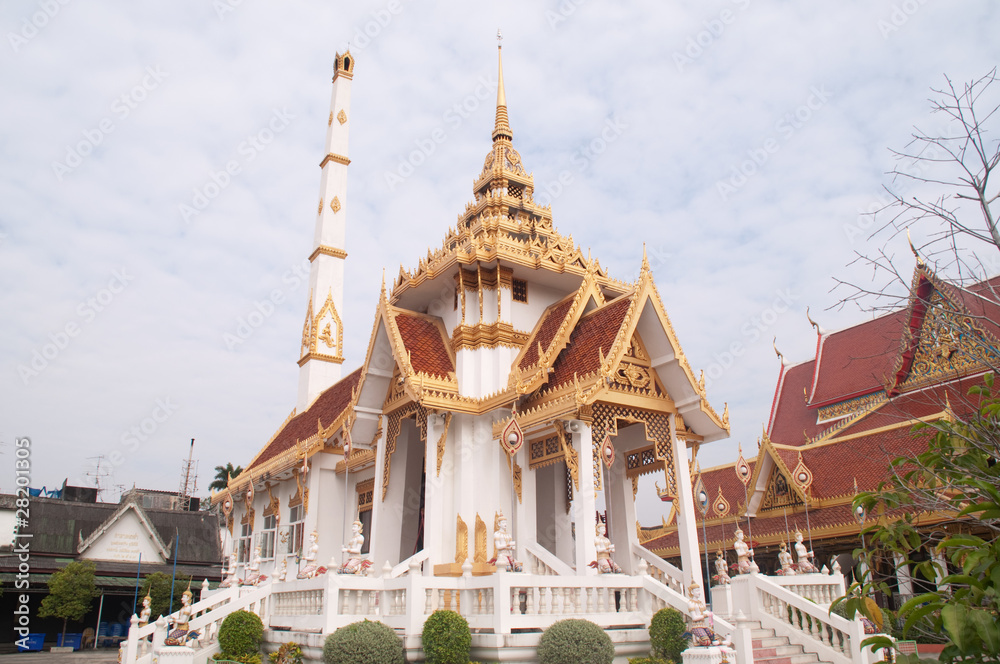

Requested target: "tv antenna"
[
  {"left": 178, "top": 438, "right": 199, "bottom": 510},
  {"left": 86, "top": 455, "right": 113, "bottom": 501}
]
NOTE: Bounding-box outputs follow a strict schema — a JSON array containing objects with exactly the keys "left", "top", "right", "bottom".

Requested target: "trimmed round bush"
[
  {"left": 649, "top": 607, "right": 687, "bottom": 661},
  {"left": 537, "top": 619, "right": 614, "bottom": 664},
  {"left": 422, "top": 610, "right": 471, "bottom": 664},
  {"left": 218, "top": 610, "right": 264, "bottom": 659},
  {"left": 323, "top": 620, "right": 404, "bottom": 664}
]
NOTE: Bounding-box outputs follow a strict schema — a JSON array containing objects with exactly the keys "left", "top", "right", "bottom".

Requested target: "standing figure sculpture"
[
  {"left": 793, "top": 530, "right": 818, "bottom": 573},
  {"left": 298, "top": 530, "right": 324, "bottom": 578},
  {"left": 733, "top": 528, "right": 754, "bottom": 574},
  {"left": 592, "top": 522, "right": 623, "bottom": 573},
  {"left": 777, "top": 542, "right": 796, "bottom": 576},
  {"left": 220, "top": 551, "right": 239, "bottom": 588},
  {"left": 714, "top": 549, "right": 731, "bottom": 585},
  {"left": 339, "top": 521, "right": 370, "bottom": 575},
  {"left": 164, "top": 589, "right": 199, "bottom": 646},
  {"left": 490, "top": 511, "right": 522, "bottom": 572},
  {"left": 687, "top": 583, "right": 731, "bottom": 647},
  {"left": 244, "top": 547, "right": 264, "bottom": 585},
  {"left": 277, "top": 557, "right": 288, "bottom": 582}
]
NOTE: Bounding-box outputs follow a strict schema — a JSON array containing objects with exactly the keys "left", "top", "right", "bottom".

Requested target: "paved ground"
[{"left": 0, "top": 651, "right": 120, "bottom": 664}]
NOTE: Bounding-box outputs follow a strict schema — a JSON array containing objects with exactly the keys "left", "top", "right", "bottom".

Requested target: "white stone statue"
[
  {"left": 491, "top": 511, "right": 522, "bottom": 572},
  {"left": 733, "top": 528, "right": 753, "bottom": 574},
  {"left": 592, "top": 522, "right": 623, "bottom": 573},
  {"left": 794, "top": 530, "right": 818, "bottom": 573},
  {"left": 777, "top": 542, "right": 796, "bottom": 576},
  {"left": 713, "top": 549, "right": 731, "bottom": 585},
  {"left": 277, "top": 557, "right": 287, "bottom": 582},
  {"left": 164, "top": 589, "right": 198, "bottom": 646},
  {"left": 220, "top": 551, "right": 239, "bottom": 588},
  {"left": 298, "top": 530, "right": 324, "bottom": 578},
  {"left": 138, "top": 594, "right": 151, "bottom": 626},
  {"left": 687, "top": 583, "right": 731, "bottom": 647},
  {"left": 244, "top": 546, "right": 264, "bottom": 585},
  {"left": 339, "top": 521, "right": 369, "bottom": 575}
]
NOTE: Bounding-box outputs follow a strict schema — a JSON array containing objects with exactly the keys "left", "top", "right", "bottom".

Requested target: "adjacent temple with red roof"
[{"left": 642, "top": 262, "right": 1000, "bottom": 609}]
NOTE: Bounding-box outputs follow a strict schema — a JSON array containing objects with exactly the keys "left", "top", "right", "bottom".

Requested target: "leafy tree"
[
  {"left": 838, "top": 374, "right": 1000, "bottom": 664},
  {"left": 139, "top": 571, "right": 193, "bottom": 619},
  {"left": 38, "top": 560, "right": 100, "bottom": 642},
  {"left": 210, "top": 463, "right": 243, "bottom": 492}
]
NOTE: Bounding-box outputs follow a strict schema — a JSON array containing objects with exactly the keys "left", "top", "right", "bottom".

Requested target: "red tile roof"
[
  {"left": 809, "top": 311, "right": 906, "bottom": 406},
  {"left": 518, "top": 295, "right": 576, "bottom": 370},
  {"left": 768, "top": 361, "right": 821, "bottom": 446},
  {"left": 548, "top": 294, "right": 633, "bottom": 390},
  {"left": 394, "top": 311, "right": 454, "bottom": 379},
  {"left": 697, "top": 458, "right": 757, "bottom": 521},
  {"left": 248, "top": 368, "right": 362, "bottom": 471}
]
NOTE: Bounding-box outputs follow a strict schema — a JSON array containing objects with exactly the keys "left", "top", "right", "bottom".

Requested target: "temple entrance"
[{"left": 397, "top": 417, "right": 426, "bottom": 561}]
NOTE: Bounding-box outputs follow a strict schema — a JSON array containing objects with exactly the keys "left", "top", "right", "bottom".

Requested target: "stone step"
[
  {"left": 753, "top": 653, "right": 822, "bottom": 664},
  {"left": 753, "top": 636, "right": 790, "bottom": 648}
]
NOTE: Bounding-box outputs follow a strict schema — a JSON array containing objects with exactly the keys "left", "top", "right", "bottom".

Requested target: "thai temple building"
[
  {"left": 643, "top": 261, "right": 1000, "bottom": 612},
  {"left": 120, "top": 45, "right": 899, "bottom": 664}
]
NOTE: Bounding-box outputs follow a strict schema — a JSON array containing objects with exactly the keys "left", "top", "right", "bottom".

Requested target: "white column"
[
  {"left": 670, "top": 413, "right": 704, "bottom": 590},
  {"left": 572, "top": 420, "right": 598, "bottom": 575},
  {"left": 605, "top": 450, "right": 635, "bottom": 574},
  {"left": 893, "top": 551, "right": 914, "bottom": 597},
  {"left": 932, "top": 551, "right": 950, "bottom": 593},
  {"left": 423, "top": 414, "right": 446, "bottom": 568},
  {"left": 513, "top": 443, "right": 533, "bottom": 562}
]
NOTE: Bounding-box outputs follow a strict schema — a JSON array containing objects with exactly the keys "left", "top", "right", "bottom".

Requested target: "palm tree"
[{"left": 209, "top": 463, "right": 242, "bottom": 492}]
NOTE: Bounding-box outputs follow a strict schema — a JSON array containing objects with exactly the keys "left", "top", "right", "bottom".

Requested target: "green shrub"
[
  {"left": 323, "top": 620, "right": 404, "bottom": 664},
  {"left": 213, "top": 655, "right": 261, "bottom": 664},
  {"left": 537, "top": 619, "right": 614, "bottom": 664},
  {"left": 422, "top": 610, "right": 471, "bottom": 664},
  {"left": 218, "top": 610, "right": 264, "bottom": 659},
  {"left": 628, "top": 658, "right": 673, "bottom": 664},
  {"left": 648, "top": 607, "right": 686, "bottom": 661}
]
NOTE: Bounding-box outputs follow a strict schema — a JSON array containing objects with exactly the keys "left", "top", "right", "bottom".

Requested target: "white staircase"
[{"left": 751, "top": 621, "right": 835, "bottom": 664}]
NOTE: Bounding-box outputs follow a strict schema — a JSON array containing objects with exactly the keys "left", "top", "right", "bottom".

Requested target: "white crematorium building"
[{"left": 122, "top": 48, "right": 885, "bottom": 664}]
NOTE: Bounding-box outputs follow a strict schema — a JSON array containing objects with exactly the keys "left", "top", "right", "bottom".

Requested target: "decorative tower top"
[
  {"left": 335, "top": 51, "right": 355, "bottom": 81},
  {"left": 493, "top": 31, "right": 512, "bottom": 142}
]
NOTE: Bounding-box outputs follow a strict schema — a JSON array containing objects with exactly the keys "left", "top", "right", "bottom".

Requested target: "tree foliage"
[
  {"left": 38, "top": 560, "right": 100, "bottom": 640},
  {"left": 210, "top": 462, "right": 243, "bottom": 492},
  {"left": 840, "top": 374, "right": 1000, "bottom": 664},
  {"left": 139, "top": 571, "right": 193, "bottom": 619}
]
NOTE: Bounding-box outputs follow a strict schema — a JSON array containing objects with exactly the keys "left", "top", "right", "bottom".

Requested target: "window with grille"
[
  {"left": 238, "top": 523, "right": 252, "bottom": 563},
  {"left": 513, "top": 278, "right": 528, "bottom": 303},
  {"left": 287, "top": 505, "right": 305, "bottom": 556},
  {"left": 260, "top": 514, "right": 276, "bottom": 559}
]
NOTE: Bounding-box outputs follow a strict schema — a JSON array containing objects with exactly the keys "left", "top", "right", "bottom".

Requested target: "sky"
[{"left": 2, "top": 1, "right": 999, "bottom": 525}]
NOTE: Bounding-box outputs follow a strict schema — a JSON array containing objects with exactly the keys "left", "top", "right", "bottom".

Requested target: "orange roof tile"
[
  {"left": 518, "top": 295, "right": 576, "bottom": 371},
  {"left": 248, "top": 368, "right": 362, "bottom": 472},
  {"left": 394, "top": 311, "right": 454, "bottom": 378},
  {"left": 548, "top": 294, "right": 633, "bottom": 390}
]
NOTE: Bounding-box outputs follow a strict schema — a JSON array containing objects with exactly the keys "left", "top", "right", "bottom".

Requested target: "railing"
[
  {"left": 768, "top": 572, "right": 846, "bottom": 605},
  {"left": 736, "top": 573, "right": 876, "bottom": 664},
  {"left": 524, "top": 542, "right": 575, "bottom": 576},
  {"left": 121, "top": 583, "right": 271, "bottom": 664},
  {"left": 391, "top": 549, "right": 429, "bottom": 578},
  {"left": 632, "top": 542, "right": 685, "bottom": 595}
]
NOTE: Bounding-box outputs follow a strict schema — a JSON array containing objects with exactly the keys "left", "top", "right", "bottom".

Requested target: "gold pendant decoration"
[
  {"left": 337, "top": 109, "right": 347, "bottom": 125},
  {"left": 318, "top": 198, "right": 323, "bottom": 214},
  {"left": 474, "top": 514, "right": 488, "bottom": 563},
  {"left": 330, "top": 196, "right": 341, "bottom": 213},
  {"left": 328, "top": 111, "right": 333, "bottom": 126}
]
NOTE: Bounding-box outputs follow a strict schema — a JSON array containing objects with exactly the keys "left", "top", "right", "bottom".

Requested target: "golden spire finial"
[
  {"left": 806, "top": 306, "right": 822, "bottom": 333},
  {"left": 907, "top": 228, "right": 925, "bottom": 268},
  {"left": 493, "top": 30, "right": 512, "bottom": 142}
]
